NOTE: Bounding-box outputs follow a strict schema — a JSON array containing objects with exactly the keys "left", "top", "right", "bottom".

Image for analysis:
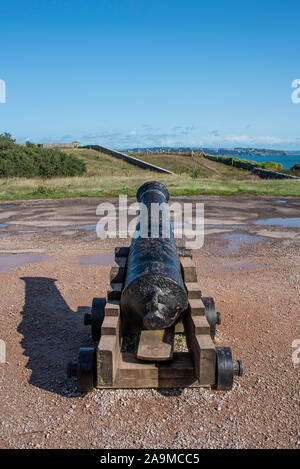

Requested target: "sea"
[{"left": 224, "top": 154, "right": 300, "bottom": 170}]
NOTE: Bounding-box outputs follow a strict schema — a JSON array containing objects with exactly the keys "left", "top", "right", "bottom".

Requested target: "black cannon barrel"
[{"left": 121, "top": 181, "right": 188, "bottom": 331}]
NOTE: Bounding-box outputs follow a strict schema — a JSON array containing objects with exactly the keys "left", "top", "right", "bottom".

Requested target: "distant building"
[{"left": 38, "top": 141, "right": 80, "bottom": 149}]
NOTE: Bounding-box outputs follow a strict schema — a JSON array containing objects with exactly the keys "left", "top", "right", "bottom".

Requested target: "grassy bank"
[
  {"left": 129, "top": 152, "right": 258, "bottom": 178},
  {"left": 64, "top": 148, "right": 259, "bottom": 179},
  {"left": 0, "top": 148, "right": 299, "bottom": 200},
  {"left": 64, "top": 148, "right": 147, "bottom": 176},
  {"left": 0, "top": 174, "right": 299, "bottom": 201}
]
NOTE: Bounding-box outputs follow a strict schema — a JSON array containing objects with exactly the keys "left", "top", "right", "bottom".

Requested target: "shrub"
[
  {"left": 187, "top": 167, "right": 205, "bottom": 178},
  {"left": 255, "top": 161, "right": 283, "bottom": 171},
  {"left": 0, "top": 133, "right": 86, "bottom": 178}
]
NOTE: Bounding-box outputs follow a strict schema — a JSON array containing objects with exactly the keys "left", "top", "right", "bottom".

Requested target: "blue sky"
[{"left": 0, "top": 0, "right": 300, "bottom": 150}]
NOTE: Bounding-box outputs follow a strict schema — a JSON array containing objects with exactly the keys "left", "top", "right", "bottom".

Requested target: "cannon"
[
  {"left": 121, "top": 181, "right": 188, "bottom": 332},
  {"left": 68, "top": 181, "right": 243, "bottom": 392}
]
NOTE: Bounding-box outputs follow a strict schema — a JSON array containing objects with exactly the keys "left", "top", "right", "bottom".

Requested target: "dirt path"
[{"left": 0, "top": 195, "right": 299, "bottom": 449}]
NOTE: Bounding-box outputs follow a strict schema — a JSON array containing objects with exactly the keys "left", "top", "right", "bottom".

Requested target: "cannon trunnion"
[{"left": 67, "top": 182, "right": 243, "bottom": 392}]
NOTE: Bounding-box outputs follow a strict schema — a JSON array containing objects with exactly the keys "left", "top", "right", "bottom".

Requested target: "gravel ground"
[{"left": 0, "top": 195, "right": 299, "bottom": 449}]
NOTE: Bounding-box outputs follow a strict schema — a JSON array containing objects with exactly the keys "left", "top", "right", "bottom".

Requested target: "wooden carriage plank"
[
  {"left": 182, "top": 308, "right": 215, "bottom": 385},
  {"left": 197, "top": 335, "right": 216, "bottom": 385},
  {"left": 98, "top": 376, "right": 205, "bottom": 389},
  {"left": 189, "top": 298, "right": 205, "bottom": 316},
  {"left": 101, "top": 316, "right": 120, "bottom": 335},
  {"left": 104, "top": 301, "right": 120, "bottom": 317},
  {"left": 180, "top": 257, "right": 198, "bottom": 283},
  {"left": 137, "top": 328, "right": 175, "bottom": 361},
  {"left": 121, "top": 351, "right": 193, "bottom": 368},
  {"left": 113, "top": 352, "right": 197, "bottom": 386},
  {"left": 96, "top": 336, "right": 116, "bottom": 386},
  {"left": 113, "top": 377, "right": 199, "bottom": 388},
  {"left": 120, "top": 352, "right": 193, "bottom": 378},
  {"left": 96, "top": 320, "right": 121, "bottom": 386},
  {"left": 186, "top": 282, "right": 202, "bottom": 299},
  {"left": 193, "top": 316, "right": 210, "bottom": 335}
]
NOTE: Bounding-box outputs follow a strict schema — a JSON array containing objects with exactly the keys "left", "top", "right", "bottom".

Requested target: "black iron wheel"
[
  {"left": 201, "top": 296, "right": 217, "bottom": 339},
  {"left": 85, "top": 297, "right": 106, "bottom": 342},
  {"left": 214, "top": 346, "right": 234, "bottom": 391},
  {"left": 77, "top": 347, "right": 96, "bottom": 393}
]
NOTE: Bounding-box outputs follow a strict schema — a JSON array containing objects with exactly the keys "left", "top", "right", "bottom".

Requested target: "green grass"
[
  {"left": 65, "top": 148, "right": 259, "bottom": 179},
  {"left": 129, "top": 152, "right": 258, "bottom": 179},
  {"left": 0, "top": 173, "right": 299, "bottom": 201},
  {"left": 0, "top": 148, "right": 299, "bottom": 200},
  {"left": 63, "top": 148, "right": 147, "bottom": 176}
]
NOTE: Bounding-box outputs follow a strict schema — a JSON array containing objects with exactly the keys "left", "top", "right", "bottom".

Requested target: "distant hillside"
[
  {"left": 124, "top": 146, "right": 292, "bottom": 156},
  {"left": 130, "top": 152, "right": 258, "bottom": 179},
  {"left": 63, "top": 148, "right": 258, "bottom": 180},
  {"left": 209, "top": 147, "right": 291, "bottom": 157},
  {"left": 63, "top": 147, "right": 149, "bottom": 176}
]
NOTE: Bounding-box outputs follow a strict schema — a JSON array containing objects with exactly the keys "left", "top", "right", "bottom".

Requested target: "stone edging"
[{"left": 82, "top": 145, "right": 174, "bottom": 175}]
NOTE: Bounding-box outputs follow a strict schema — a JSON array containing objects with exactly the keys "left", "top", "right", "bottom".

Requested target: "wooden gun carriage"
[{"left": 67, "top": 182, "right": 243, "bottom": 392}]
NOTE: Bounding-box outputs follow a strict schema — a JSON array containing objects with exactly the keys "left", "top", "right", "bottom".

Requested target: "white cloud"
[{"left": 24, "top": 129, "right": 299, "bottom": 150}]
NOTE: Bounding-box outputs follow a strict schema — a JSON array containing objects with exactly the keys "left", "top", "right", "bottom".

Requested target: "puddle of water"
[
  {"left": 172, "top": 222, "right": 241, "bottom": 229},
  {"left": 78, "top": 252, "right": 115, "bottom": 266},
  {"left": 220, "top": 233, "right": 264, "bottom": 254},
  {"left": 0, "top": 224, "right": 98, "bottom": 234},
  {"left": 8, "top": 225, "right": 45, "bottom": 232},
  {"left": 205, "top": 224, "right": 250, "bottom": 230},
  {"left": 51, "top": 224, "right": 97, "bottom": 232},
  {"left": 0, "top": 203, "right": 17, "bottom": 208},
  {"left": 76, "top": 224, "right": 97, "bottom": 231},
  {"left": 0, "top": 233, "right": 9, "bottom": 238},
  {"left": 0, "top": 254, "right": 49, "bottom": 274},
  {"left": 276, "top": 200, "right": 287, "bottom": 204},
  {"left": 254, "top": 218, "right": 300, "bottom": 228}
]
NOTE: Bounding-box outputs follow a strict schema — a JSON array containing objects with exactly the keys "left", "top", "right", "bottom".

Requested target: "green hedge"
[
  {"left": 0, "top": 133, "right": 86, "bottom": 178},
  {"left": 215, "top": 155, "right": 282, "bottom": 170},
  {"left": 255, "top": 161, "right": 283, "bottom": 170}
]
